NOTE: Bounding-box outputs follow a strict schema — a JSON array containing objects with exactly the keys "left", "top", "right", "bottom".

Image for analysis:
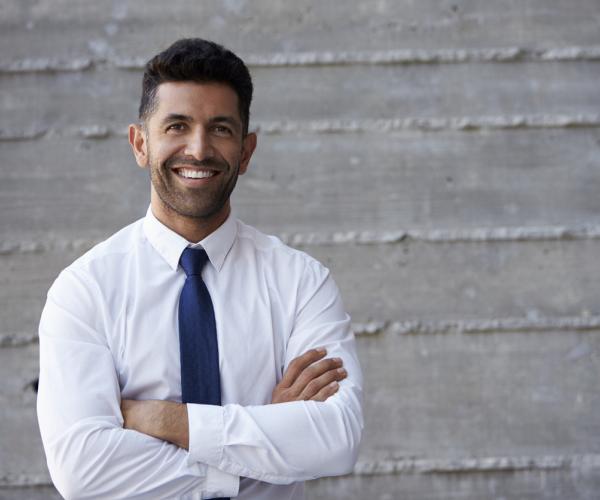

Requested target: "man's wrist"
[{"left": 158, "top": 401, "right": 189, "bottom": 450}]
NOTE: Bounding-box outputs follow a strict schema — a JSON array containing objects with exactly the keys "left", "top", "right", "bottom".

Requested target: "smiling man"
[{"left": 37, "top": 39, "right": 363, "bottom": 500}]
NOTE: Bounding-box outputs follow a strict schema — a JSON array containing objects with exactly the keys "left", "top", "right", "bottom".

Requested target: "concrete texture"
[
  {"left": 0, "top": 487, "right": 62, "bottom": 500},
  {"left": 304, "top": 466, "right": 600, "bottom": 500},
  {"left": 4, "top": 238, "right": 600, "bottom": 336},
  {"left": 3, "top": 128, "right": 600, "bottom": 241},
  {"left": 3, "top": 61, "right": 600, "bottom": 133},
  {"left": 1, "top": 0, "right": 599, "bottom": 498},
  {"left": 2, "top": 0, "right": 600, "bottom": 59}
]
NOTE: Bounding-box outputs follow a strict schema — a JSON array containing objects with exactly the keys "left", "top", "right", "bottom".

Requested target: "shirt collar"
[{"left": 143, "top": 205, "right": 237, "bottom": 272}]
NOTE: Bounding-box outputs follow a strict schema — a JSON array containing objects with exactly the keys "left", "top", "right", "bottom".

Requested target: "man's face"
[{"left": 130, "top": 81, "right": 256, "bottom": 224}]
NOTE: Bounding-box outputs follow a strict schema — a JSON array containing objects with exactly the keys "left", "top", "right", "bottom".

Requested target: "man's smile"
[
  {"left": 174, "top": 167, "right": 219, "bottom": 179},
  {"left": 165, "top": 155, "right": 227, "bottom": 186}
]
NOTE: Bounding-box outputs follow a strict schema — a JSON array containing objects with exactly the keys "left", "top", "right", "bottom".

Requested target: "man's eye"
[
  {"left": 214, "top": 126, "right": 232, "bottom": 135},
  {"left": 166, "top": 123, "right": 185, "bottom": 132}
]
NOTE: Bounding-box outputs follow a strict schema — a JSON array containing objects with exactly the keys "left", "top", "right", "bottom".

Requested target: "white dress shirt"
[{"left": 37, "top": 207, "right": 363, "bottom": 500}]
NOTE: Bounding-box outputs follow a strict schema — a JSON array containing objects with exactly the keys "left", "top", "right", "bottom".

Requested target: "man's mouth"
[{"left": 174, "top": 168, "right": 218, "bottom": 179}]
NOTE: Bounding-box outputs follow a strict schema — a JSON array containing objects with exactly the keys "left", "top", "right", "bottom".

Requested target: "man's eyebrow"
[
  {"left": 161, "top": 113, "right": 193, "bottom": 124},
  {"left": 210, "top": 115, "right": 241, "bottom": 130}
]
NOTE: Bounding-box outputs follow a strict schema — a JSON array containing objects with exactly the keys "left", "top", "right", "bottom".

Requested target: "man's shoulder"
[
  {"left": 237, "top": 219, "right": 305, "bottom": 256},
  {"left": 234, "top": 219, "right": 328, "bottom": 276},
  {"left": 63, "top": 217, "right": 146, "bottom": 279},
  {"left": 45, "top": 217, "right": 145, "bottom": 307}
]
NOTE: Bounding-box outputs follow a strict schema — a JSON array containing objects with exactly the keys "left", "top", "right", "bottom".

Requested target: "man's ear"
[
  {"left": 238, "top": 132, "right": 257, "bottom": 175},
  {"left": 129, "top": 123, "right": 149, "bottom": 168}
]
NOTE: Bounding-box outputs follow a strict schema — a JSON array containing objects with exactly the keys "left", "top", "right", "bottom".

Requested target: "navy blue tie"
[
  {"left": 179, "top": 247, "right": 222, "bottom": 406},
  {"left": 179, "top": 248, "right": 228, "bottom": 500}
]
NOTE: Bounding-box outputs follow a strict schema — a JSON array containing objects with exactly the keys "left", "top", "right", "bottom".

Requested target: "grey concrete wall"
[{"left": 1, "top": 1, "right": 599, "bottom": 498}]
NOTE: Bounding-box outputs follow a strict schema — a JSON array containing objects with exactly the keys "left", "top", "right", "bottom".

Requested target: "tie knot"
[{"left": 179, "top": 247, "right": 209, "bottom": 277}]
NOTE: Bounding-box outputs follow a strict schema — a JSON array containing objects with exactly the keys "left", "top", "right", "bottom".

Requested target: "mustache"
[{"left": 165, "top": 156, "right": 227, "bottom": 171}]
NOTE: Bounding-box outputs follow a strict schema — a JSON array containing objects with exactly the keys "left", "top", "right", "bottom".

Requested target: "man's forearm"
[{"left": 122, "top": 399, "right": 189, "bottom": 449}]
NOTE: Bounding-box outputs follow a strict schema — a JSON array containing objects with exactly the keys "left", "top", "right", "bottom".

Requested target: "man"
[{"left": 37, "top": 38, "right": 363, "bottom": 499}]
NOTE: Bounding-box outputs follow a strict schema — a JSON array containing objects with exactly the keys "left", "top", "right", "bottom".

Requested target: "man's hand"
[
  {"left": 121, "top": 399, "right": 189, "bottom": 450},
  {"left": 271, "top": 348, "right": 347, "bottom": 404}
]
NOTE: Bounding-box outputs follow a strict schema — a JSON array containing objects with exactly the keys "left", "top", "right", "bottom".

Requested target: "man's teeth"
[{"left": 177, "top": 169, "right": 216, "bottom": 179}]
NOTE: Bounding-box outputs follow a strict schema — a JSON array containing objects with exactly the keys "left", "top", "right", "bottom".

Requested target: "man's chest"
[{"left": 108, "top": 273, "right": 292, "bottom": 406}]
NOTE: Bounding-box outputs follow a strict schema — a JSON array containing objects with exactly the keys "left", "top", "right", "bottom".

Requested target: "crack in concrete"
[
  {"left": 4, "top": 315, "right": 600, "bottom": 348},
  {"left": 3, "top": 454, "right": 600, "bottom": 486},
  {"left": 353, "top": 454, "right": 600, "bottom": 475},
  {"left": 3, "top": 224, "right": 600, "bottom": 257},
  {"left": 2, "top": 46, "right": 600, "bottom": 73},
  {"left": 3, "top": 114, "right": 599, "bottom": 142}
]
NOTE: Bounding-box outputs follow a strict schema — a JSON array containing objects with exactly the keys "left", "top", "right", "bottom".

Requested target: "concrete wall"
[{"left": 1, "top": 1, "right": 599, "bottom": 498}]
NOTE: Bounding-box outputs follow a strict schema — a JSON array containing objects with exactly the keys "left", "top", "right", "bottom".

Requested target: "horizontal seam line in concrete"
[
  {"left": 353, "top": 454, "right": 600, "bottom": 476},
  {"left": 257, "top": 115, "right": 600, "bottom": 134},
  {"left": 352, "top": 316, "right": 600, "bottom": 336},
  {"left": 2, "top": 114, "right": 600, "bottom": 142},
  {"left": 2, "top": 46, "right": 600, "bottom": 73},
  {"left": 3, "top": 454, "right": 600, "bottom": 486},
  {"left": 5, "top": 315, "right": 600, "bottom": 347},
  {"left": 280, "top": 225, "right": 600, "bottom": 245},
  {"left": 4, "top": 224, "right": 600, "bottom": 256}
]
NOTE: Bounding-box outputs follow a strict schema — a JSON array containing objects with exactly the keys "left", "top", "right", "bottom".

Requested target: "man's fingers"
[
  {"left": 311, "top": 381, "right": 341, "bottom": 402},
  {"left": 289, "top": 357, "right": 343, "bottom": 396},
  {"left": 279, "top": 347, "right": 327, "bottom": 388},
  {"left": 272, "top": 348, "right": 346, "bottom": 404},
  {"left": 299, "top": 366, "right": 347, "bottom": 400}
]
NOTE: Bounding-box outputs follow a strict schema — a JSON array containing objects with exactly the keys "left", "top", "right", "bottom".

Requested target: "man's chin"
[{"left": 165, "top": 199, "right": 229, "bottom": 221}]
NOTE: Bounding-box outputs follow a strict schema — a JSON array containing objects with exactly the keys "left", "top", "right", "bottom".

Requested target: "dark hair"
[{"left": 139, "top": 38, "right": 253, "bottom": 134}]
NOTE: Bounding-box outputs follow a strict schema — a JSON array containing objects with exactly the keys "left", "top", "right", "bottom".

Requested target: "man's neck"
[{"left": 150, "top": 199, "right": 230, "bottom": 243}]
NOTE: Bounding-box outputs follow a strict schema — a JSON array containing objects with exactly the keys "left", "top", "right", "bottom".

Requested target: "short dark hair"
[{"left": 139, "top": 38, "right": 253, "bottom": 134}]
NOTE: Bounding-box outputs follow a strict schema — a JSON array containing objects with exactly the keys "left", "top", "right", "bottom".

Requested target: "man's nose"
[{"left": 184, "top": 129, "right": 214, "bottom": 160}]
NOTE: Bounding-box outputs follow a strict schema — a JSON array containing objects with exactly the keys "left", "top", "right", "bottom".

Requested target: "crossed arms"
[
  {"left": 37, "top": 267, "right": 363, "bottom": 499},
  {"left": 121, "top": 348, "right": 348, "bottom": 450}
]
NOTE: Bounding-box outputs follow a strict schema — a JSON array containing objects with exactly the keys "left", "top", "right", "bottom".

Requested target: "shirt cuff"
[
  {"left": 204, "top": 465, "right": 239, "bottom": 499},
  {"left": 186, "top": 403, "right": 238, "bottom": 496},
  {"left": 187, "top": 403, "right": 225, "bottom": 464}
]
